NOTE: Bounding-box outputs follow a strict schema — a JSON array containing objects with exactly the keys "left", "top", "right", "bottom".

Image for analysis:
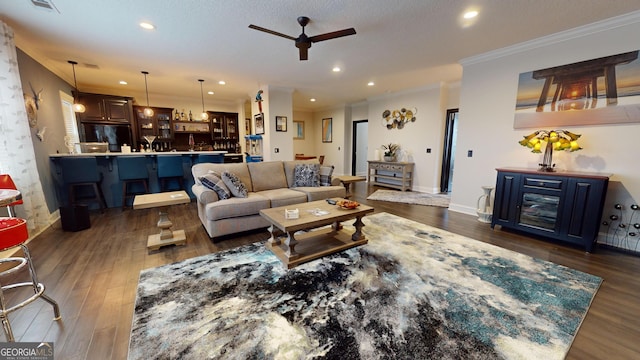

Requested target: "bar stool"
[
  {"left": 117, "top": 156, "right": 149, "bottom": 209},
  {"left": 60, "top": 157, "right": 107, "bottom": 210},
  {"left": 0, "top": 175, "right": 23, "bottom": 217},
  {"left": 0, "top": 217, "right": 61, "bottom": 341},
  {"left": 157, "top": 155, "right": 184, "bottom": 192},
  {"left": 196, "top": 154, "right": 224, "bottom": 164}
]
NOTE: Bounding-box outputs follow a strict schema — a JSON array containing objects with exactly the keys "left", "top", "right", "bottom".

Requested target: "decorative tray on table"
[{"left": 336, "top": 199, "right": 360, "bottom": 210}]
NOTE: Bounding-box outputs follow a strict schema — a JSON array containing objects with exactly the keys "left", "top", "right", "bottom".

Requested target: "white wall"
[
  {"left": 292, "top": 110, "right": 315, "bottom": 156},
  {"left": 367, "top": 84, "right": 449, "bottom": 193},
  {"left": 453, "top": 12, "right": 640, "bottom": 249}
]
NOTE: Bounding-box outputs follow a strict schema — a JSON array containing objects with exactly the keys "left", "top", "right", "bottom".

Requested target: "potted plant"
[{"left": 382, "top": 143, "right": 399, "bottom": 161}]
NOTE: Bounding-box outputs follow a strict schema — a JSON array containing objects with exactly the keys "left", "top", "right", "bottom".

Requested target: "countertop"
[{"left": 49, "top": 151, "right": 231, "bottom": 158}]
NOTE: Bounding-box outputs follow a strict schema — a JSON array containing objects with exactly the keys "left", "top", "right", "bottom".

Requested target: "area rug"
[
  {"left": 128, "top": 213, "right": 601, "bottom": 360},
  {"left": 367, "top": 189, "right": 451, "bottom": 207}
]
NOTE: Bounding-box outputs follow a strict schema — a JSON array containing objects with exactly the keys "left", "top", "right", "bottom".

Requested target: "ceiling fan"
[{"left": 249, "top": 16, "right": 356, "bottom": 61}]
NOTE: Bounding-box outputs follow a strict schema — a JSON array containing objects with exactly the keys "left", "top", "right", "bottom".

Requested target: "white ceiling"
[{"left": 2, "top": 0, "right": 639, "bottom": 111}]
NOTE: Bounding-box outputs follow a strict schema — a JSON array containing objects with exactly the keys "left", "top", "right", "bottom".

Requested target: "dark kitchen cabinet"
[
  {"left": 76, "top": 93, "right": 133, "bottom": 123},
  {"left": 491, "top": 168, "right": 610, "bottom": 252},
  {"left": 209, "top": 112, "right": 239, "bottom": 152},
  {"left": 133, "top": 106, "right": 174, "bottom": 150}
]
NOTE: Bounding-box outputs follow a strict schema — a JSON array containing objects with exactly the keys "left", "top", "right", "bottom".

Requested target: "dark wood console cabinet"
[{"left": 491, "top": 168, "right": 610, "bottom": 252}]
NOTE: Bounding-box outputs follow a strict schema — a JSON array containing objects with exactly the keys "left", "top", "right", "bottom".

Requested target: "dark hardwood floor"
[{"left": 4, "top": 182, "right": 639, "bottom": 359}]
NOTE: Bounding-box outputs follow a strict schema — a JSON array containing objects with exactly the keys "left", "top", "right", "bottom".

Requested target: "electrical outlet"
[
  {"left": 467, "top": 150, "right": 473, "bottom": 157},
  {"left": 274, "top": 148, "right": 279, "bottom": 153}
]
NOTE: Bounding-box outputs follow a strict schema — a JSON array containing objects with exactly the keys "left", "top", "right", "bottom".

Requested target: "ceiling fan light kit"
[{"left": 249, "top": 16, "right": 356, "bottom": 60}]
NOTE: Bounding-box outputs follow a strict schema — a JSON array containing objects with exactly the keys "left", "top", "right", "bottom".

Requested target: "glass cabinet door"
[{"left": 518, "top": 192, "right": 560, "bottom": 230}]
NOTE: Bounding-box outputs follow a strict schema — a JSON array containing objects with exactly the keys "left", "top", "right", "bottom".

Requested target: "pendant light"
[
  {"left": 199, "top": 79, "right": 209, "bottom": 120},
  {"left": 141, "top": 71, "right": 154, "bottom": 117},
  {"left": 67, "top": 60, "right": 85, "bottom": 113}
]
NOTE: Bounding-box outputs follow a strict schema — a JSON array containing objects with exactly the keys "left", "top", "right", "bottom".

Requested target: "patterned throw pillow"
[
  {"left": 222, "top": 171, "right": 248, "bottom": 198},
  {"left": 319, "top": 165, "right": 334, "bottom": 186},
  {"left": 199, "top": 173, "right": 231, "bottom": 200},
  {"left": 293, "top": 164, "right": 320, "bottom": 187}
]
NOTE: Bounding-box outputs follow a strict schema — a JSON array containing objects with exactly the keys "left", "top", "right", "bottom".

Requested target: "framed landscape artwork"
[
  {"left": 514, "top": 50, "right": 640, "bottom": 129},
  {"left": 322, "top": 118, "right": 332, "bottom": 143},
  {"left": 254, "top": 113, "right": 264, "bottom": 135},
  {"left": 293, "top": 121, "right": 304, "bottom": 139},
  {"left": 276, "top": 116, "right": 287, "bottom": 132}
]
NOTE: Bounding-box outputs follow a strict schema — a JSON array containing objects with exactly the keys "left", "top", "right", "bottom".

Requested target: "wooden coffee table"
[
  {"left": 259, "top": 198, "right": 374, "bottom": 268},
  {"left": 133, "top": 190, "right": 190, "bottom": 251}
]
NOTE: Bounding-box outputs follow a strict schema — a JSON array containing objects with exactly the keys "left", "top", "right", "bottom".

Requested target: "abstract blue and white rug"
[{"left": 128, "top": 213, "right": 601, "bottom": 360}]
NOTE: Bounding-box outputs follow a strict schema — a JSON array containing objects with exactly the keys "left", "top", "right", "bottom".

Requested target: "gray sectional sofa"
[{"left": 191, "top": 160, "right": 346, "bottom": 239}]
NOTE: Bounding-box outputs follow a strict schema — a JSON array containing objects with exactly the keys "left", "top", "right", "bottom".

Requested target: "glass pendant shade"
[
  {"left": 199, "top": 79, "right": 209, "bottom": 120},
  {"left": 142, "top": 71, "right": 154, "bottom": 117},
  {"left": 68, "top": 60, "right": 85, "bottom": 113},
  {"left": 72, "top": 103, "right": 86, "bottom": 113}
]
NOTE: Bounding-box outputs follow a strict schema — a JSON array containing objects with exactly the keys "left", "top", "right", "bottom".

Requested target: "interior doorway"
[
  {"left": 352, "top": 120, "right": 368, "bottom": 176},
  {"left": 440, "top": 109, "right": 458, "bottom": 193}
]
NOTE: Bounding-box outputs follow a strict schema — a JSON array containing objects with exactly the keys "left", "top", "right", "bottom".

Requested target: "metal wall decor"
[{"left": 382, "top": 107, "right": 417, "bottom": 129}]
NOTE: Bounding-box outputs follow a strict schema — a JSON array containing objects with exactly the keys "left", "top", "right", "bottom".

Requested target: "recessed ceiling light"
[
  {"left": 139, "top": 22, "right": 155, "bottom": 30},
  {"left": 463, "top": 10, "right": 478, "bottom": 19},
  {"left": 332, "top": 67, "right": 341, "bottom": 72},
  {"left": 208, "top": 91, "right": 214, "bottom": 95},
  {"left": 310, "top": 98, "right": 316, "bottom": 102},
  {"left": 367, "top": 81, "right": 375, "bottom": 86},
  {"left": 218, "top": 80, "right": 226, "bottom": 85},
  {"left": 119, "top": 80, "right": 128, "bottom": 85}
]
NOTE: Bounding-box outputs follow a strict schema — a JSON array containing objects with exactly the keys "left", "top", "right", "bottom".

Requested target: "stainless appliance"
[{"left": 81, "top": 123, "right": 132, "bottom": 152}]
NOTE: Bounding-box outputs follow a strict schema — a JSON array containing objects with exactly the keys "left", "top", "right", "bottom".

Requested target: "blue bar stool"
[
  {"left": 197, "top": 154, "right": 224, "bottom": 164},
  {"left": 0, "top": 217, "right": 61, "bottom": 341},
  {"left": 60, "top": 157, "right": 107, "bottom": 211},
  {"left": 157, "top": 155, "right": 185, "bottom": 191},
  {"left": 117, "top": 156, "right": 149, "bottom": 209}
]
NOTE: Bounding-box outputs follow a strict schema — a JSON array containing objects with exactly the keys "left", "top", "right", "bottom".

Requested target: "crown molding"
[{"left": 460, "top": 10, "right": 640, "bottom": 66}]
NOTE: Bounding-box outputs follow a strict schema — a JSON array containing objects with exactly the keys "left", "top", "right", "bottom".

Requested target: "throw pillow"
[
  {"left": 199, "top": 173, "right": 231, "bottom": 200},
  {"left": 319, "top": 165, "right": 334, "bottom": 186},
  {"left": 222, "top": 171, "right": 248, "bottom": 198},
  {"left": 293, "top": 163, "right": 320, "bottom": 187}
]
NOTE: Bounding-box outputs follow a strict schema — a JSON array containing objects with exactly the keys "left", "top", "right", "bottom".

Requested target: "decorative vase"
[
  {"left": 476, "top": 186, "right": 495, "bottom": 223},
  {"left": 383, "top": 155, "right": 396, "bottom": 162}
]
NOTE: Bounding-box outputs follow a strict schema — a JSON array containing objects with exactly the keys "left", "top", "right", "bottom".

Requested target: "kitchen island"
[{"left": 49, "top": 151, "right": 233, "bottom": 209}]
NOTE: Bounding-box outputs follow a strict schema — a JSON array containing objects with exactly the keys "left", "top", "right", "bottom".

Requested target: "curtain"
[{"left": 0, "top": 21, "right": 50, "bottom": 233}]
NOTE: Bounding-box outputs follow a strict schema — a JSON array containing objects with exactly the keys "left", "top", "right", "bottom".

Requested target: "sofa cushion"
[
  {"left": 199, "top": 173, "right": 231, "bottom": 200},
  {"left": 257, "top": 188, "right": 308, "bottom": 208},
  {"left": 248, "top": 161, "right": 288, "bottom": 191},
  {"left": 192, "top": 163, "right": 253, "bottom": 192},
  {"left": 293, "top": 163, "right": 320, "bottom": 187},
  {"left": 204, "top": 193, "right": 270, "bottom": 221},
  {"left": 284, "top": 159, "right": 320, "bottom": 188},
  {"left": 222, "top": 171, "right": 248, "bottom": 198},
  {"left": 319, "top": 165, "right": 334, "bottom": 186},
  {"left": 291, "top": 185, "right": 346, "bottom": 201}
]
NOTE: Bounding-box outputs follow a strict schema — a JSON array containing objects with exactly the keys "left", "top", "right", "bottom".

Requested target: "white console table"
[{"left": 367, "top": 161, "right": 414, "bottom": 191}]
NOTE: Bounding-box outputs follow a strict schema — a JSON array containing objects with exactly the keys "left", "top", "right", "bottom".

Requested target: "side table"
[
  {"left": 333, "top": 175, "right": 366, "bottom": 198},
  {"left": 133, "top": 190, "right": 190, "bottom": 251}
]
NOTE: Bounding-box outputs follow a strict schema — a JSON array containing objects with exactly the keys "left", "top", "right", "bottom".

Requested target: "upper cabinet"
[
  {"left": 133, "top": 106, "right": 174, "bottom": 144},
  {"left": 210, "top": 112, "right": 238, "bottom": 140},
  {"left": 76, "top": 93, "right": 134, "bottom": 123}
]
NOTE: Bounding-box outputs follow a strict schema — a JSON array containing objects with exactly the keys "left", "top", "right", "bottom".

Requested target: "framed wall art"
[
  {"left": 254, "top": 113, "right": 264, "bottom": 135},
  {"left": 276, "top": 116, "right": 287, "bottom": 132},
  {"left": 293, "top": 121, "right": 304, "bottom": 139},
  {"left": 322, "top": 118, "right": 332, "bottom": 143},
  {"left": 514, "top": 50, "right": 640, "bottom": 129}
]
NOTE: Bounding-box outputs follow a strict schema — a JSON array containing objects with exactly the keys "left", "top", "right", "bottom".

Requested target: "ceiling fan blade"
[
  {"left": 299, "top": 46, "right": 308, "bottom": 61},
  {"left": 248, "top": 24, "right": 296, "bottom": 41},
  {"left": 309, "top": 28, "right": 356, "bottom": 43}
]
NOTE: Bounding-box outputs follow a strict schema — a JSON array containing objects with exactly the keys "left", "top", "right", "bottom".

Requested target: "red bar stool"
[
  {"left": 0, "top": 217, "right": 61, "bottom": 341},
  {"left": 0, "top": 175, "right": 23, "bottom": 217}
]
